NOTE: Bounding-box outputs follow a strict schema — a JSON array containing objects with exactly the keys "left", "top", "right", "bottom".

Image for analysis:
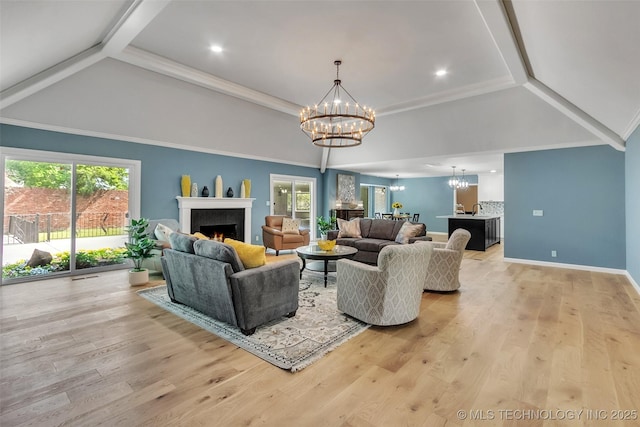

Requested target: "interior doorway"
[
  {"left": 455, "top": 185, "right": 478, "bottom": 214},
  {"left": 269, "top": 174, "right": 316, "bottom": 237}
]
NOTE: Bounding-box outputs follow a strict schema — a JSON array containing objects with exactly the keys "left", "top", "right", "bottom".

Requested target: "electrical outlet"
[
  {"left": 255, "top": 235, "right": 259, "bottom": 242},
  {"left": 533, "top": 210, "right": 544, "bottom": 216},
  {"left": 551, "top": 250, "right": 557, "bottom": 257},
  {"left": 266, "top": 200, "right": 270, "bottom": 206}
]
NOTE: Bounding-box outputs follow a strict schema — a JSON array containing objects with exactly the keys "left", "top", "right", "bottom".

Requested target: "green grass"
[{"left": 2, "top": 247, "right": 127, "bottom": 279}]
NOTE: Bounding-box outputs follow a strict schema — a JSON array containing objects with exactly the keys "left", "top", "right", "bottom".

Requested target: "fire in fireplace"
[
  {"left": 200, "top": 224, "right": 238, "bottom": 242},
  {"left": 190, "top": 208, "right": 245, "bottom": 242}
]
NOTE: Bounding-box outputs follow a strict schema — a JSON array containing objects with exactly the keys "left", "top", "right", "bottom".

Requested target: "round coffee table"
[{"left": 296, "top": 244, "right": 358, "bottom": 287}]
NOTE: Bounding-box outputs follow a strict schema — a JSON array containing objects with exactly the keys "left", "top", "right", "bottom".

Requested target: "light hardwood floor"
[{"left": 1, "top": 237, "right": 639, "bottom": 426}]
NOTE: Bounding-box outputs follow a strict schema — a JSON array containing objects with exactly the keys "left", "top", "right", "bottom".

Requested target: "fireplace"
[
  {"left": 176, "top": 197, "right": 254, "bottom": 242},
  {"left": 200, "top": 224, "right": 237, "bottom": 241},
  {"left": 191, "top": 208, "right": 244, "bottom": 240}
]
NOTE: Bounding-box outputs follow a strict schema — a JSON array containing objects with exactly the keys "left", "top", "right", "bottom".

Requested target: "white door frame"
[{"left": 269, "top": 173, "right": 317, "bottom": 238}]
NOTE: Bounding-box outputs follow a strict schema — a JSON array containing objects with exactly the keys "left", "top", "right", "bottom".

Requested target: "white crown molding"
[
  {"left": 101, "top": 0, "right": 171, "bottom": 56},
  {"left": 0, "top": 117, "right": 320, "bottom": 171},
  {"left": 504, "top": 257, "right": 627, "bottom": 276},
  {"left": 474, "top": 0, "right": 528, "bottom": 85},
  {"left": 622, "top": 108, "right": 640, "bottom": 141},
  {"left": 0, "top": 46, "right": 104, "bottom": 110},
  {"left": 524, "top": 79, "right": 625, "bottom": 151},
  {"left": 377, "top": 76, "right": 517, "bottom": 116},
  {"left": 0, "top": 0, "right": 168, "bottom": 111},
  {"left": 114, "top": 46, "right": 302, "bottom": 117}
]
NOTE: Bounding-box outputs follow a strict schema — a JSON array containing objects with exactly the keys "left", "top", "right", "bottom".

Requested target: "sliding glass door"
[
  {"left": 1, "top": 148, "right": 140, "bottom": 284},
  {"left": 270, "top": 174, "right": 316, "bottom": 237}
]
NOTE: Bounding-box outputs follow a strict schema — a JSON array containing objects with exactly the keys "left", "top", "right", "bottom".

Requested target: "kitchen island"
[{"left": 436, "top": 215, "right": 501, "bottom": 251}]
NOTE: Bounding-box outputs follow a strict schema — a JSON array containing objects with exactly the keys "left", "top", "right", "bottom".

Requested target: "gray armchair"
[
  {"left": 336, "top": 242, "right": 433, "bottom": 326},
  {"left": 161, "top": 233, "right": 299, "bottom": 335}
]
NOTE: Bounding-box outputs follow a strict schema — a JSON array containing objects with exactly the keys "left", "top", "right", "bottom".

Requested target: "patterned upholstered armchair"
[
  {"left": 423, "top": 228, "right": 471, "bottom": 292},
  {"left": 336, "top": 243, "right": 433, "bottom": 326}
]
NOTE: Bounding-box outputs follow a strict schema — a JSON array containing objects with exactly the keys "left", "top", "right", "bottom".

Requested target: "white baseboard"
[
  {"left": 625, "top": 271, "right": 640, "bottom": 295},
  {"left": 503, "top": 257, "right": 627, "bottom": 276},
  {"left": 428, "top": 231, "right": 448, "bottom": 236}
]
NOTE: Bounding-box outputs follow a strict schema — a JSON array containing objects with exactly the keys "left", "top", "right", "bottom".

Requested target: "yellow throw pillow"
[
  {"left": 223, "top": 238, "right": 266, "bottom": 269},
  {"left": 192, "top": 232, "right": 210, "bottom": 240},
  {"left": 281, "top": 217, "right": 300, "bottom": 235}
]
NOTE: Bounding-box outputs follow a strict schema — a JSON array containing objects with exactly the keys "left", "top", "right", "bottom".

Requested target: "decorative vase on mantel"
[
  {"left": 181, "top": 175, "right": 191, "bottom": 197},
  {"left": 201, "top": 186, "right": 209, "bottom": 197},
  {"left": 226, "top": 187, "right": 234, "bottom": 197},
  {"left": 215, "top": 175, "right": 223, "bottom": 198},
  {"left": 243, "top": 179, "right": 251, "bottom": 198}
]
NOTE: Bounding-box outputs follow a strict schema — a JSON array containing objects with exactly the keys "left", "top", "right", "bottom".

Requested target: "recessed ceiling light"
[
  {"left": 435, "top": 69, "right": 448, "bottom": 77},
  {"left": 490, "top": 169, "right": 497, "bottom": 173},
  {"left": 210, "top": 45, "right": 223, "bottom": 53}
]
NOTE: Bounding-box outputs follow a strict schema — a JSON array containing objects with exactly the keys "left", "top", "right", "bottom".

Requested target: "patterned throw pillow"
[
  {"left": 337, "top": 218, "right": 362, "bottom": 238},
  {"left": 394, "top": 221, "right": 424, "bottom": 244},
  {"left": 281, "top": 217, "right": 300, "bottom": 235}
]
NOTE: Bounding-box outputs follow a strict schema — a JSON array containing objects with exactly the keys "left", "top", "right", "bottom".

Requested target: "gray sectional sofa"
[
  {"left": 327, "top": 218, "right": 431, "bottom": 265},
  {"left": 161, "top": 233, "right": 299, "bottom": 335}
]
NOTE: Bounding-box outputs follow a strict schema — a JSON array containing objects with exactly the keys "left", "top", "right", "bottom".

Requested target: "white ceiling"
[{"left": 1, "top": 0, "right": 638, "bottom": 178}]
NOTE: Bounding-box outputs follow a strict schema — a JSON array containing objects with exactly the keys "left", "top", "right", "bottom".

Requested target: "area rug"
[{"left": 137, "top": 274, "right": 369, "bottom": 372}]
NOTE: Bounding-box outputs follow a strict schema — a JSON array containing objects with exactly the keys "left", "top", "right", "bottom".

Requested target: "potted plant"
[
  {"left": 316, "top": 215, "right": 334, "bottom": 241},
  {"left": 124, "top": 217, "right": 155, "bottom": 286}
]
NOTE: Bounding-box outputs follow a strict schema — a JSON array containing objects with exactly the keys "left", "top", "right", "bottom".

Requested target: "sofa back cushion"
[
  {"left": 194, "top": 239, "right": 245, "bottom": 273},
  {"left": 358, "top": 218, "right": 372, "bottom": 237},
  {"left": 265, "top": 215, "right": 284, "bottom": 229},
  {"left": 367, "top": 219, "right": 398, "bottom": 240},
  {"left": 169, "top": 232, "right": 198, "bottom": 254}
]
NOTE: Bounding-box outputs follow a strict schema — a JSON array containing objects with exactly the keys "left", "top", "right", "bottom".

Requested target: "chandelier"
[
  {"left": 390, "top": 175, "right": 405, "bottom": 191},
  {"left": 458, "top": 169, "right": 469, "bottom": 190},
  {"left": 300, "top": 60, "right": 375, "bottom": 148},
  {"left": 448, "top": 166, "right": 469, "bottom": 190},
  {"left": 448, "top": 166, "right": 459, "bottom": 188}
]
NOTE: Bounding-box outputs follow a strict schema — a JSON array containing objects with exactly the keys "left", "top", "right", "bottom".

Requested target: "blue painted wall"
[
  {"left": 504, "top": 145, "right": 626, "bottom": 269},
  {"left": 0, "top": 124, "right": 323, "bottom": 244},
  {"left": 626, "top": 125, "right": 640, "bottom": 284},
  {"left": 388, "top": 175, "right": 478, "bottom": 233}
]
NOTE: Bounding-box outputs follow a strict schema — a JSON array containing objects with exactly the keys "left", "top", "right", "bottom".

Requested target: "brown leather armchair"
[{"left": 262, "top": 215, "right": 310, "bottom": 255}]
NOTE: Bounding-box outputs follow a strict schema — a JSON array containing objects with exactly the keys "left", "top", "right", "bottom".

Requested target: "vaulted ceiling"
[{"left": 1, "top": 0, "right": 638, "bottom": 178}]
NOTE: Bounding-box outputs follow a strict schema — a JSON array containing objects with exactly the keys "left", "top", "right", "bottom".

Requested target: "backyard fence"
[{"left": 4, "top": 212, "right": 128, "bottom": 244}]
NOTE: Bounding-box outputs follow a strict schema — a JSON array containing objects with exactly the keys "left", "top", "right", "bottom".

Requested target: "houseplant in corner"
[{"left": 124, "top": 217, "right": 155, "bottom": 286}]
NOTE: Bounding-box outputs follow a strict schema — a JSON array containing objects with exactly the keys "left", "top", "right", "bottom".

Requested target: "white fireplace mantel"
[{"left": 176, "top": 197, "right": 255, "bottom": 242}]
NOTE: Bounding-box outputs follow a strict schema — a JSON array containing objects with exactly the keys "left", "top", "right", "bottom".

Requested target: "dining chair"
[
  {"left": 381, "top": 213, "right": 393, "bottom": 220},
  {"left": 375, "top": 212, "right": 382, "bottom": 219},
  {"left": 412, "top": 213, "right": 420, "bottom": 222}
]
